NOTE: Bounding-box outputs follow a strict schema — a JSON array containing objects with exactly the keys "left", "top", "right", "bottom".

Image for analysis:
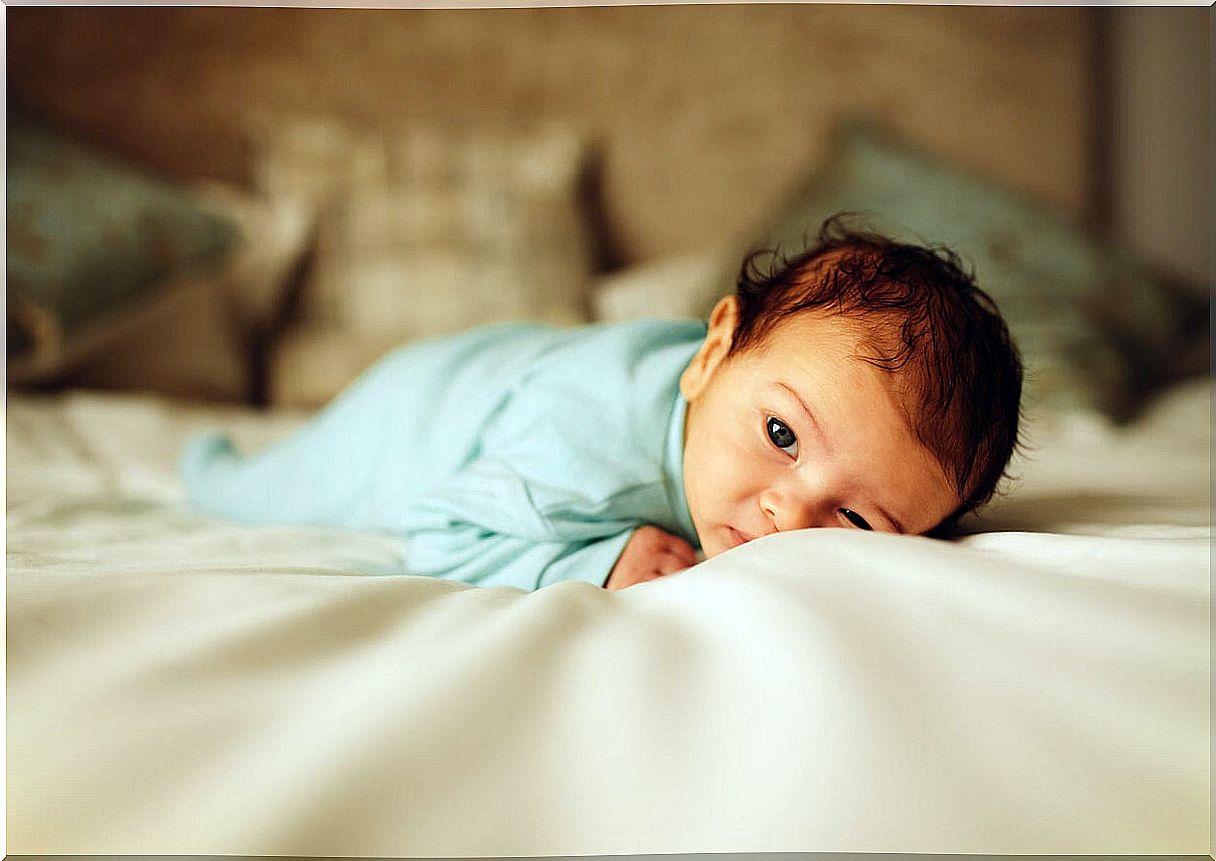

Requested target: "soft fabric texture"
[
  {"left": 700, "top": 124, "right": 1188, "bottom": 422},
  {"left": 6, "top": 119, "right": 239, "bottom": 381},
  {"left": 182, "top": 320, "right": 704, "bottom": 590},
  {"left": 6, "top": 377, "right": 1210, "bottom": 856},
  {"left": 253, "top": 118, "right": 598, "bottom": 408}
]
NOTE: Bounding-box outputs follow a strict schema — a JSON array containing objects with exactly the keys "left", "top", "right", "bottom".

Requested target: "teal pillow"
[
  {"left": 715, "top": 124, "right": 1186, "bottom": 421},
  {"left": 7, "top": 120, "right": 239, "bottom": 378}
]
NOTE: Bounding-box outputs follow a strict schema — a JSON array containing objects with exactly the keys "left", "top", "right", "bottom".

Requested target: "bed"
[
  {"left": 6, "top": 374, "right": 1210, "bottom": 856},
  {"left": 7, "top": 7, "right": 1209, "bottom": 854}
]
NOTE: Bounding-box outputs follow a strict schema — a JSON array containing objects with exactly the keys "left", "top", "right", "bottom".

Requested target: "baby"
[{"left": 182, "top": 214, "right": 1022, "bottom": 591}]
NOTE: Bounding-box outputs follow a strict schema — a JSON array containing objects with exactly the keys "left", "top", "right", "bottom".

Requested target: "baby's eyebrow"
[
  {"left": 773, "top": 380, "right": 814, "bottom": 424},
  {"left": 772, "top": 381, "right": 829, "bottom": 450}
]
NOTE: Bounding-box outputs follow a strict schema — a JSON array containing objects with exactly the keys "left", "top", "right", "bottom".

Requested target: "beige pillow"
[
  {"left": 261, "top": 120, "right": 596, "bottom": 408},
  {"left": 265, "top": 322, "right": 398, "bottom": 411},
  {"left": 592, "top": 247, "right": 737, "bottom": 324},
  {"left": 191, "top": 181, "right": 317, "bottom": 336},
  {"left": 63, "top": 278, "right": 251, "bottom": 403}
]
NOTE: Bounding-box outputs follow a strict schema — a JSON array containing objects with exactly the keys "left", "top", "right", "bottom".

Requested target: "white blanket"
[{"left": 6, "top": 380, "right": 1211, "bottom": 855}]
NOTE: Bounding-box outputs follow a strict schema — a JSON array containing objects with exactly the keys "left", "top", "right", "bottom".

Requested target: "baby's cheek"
[
  {"left": 687, "top": 418, "right": 757, "bottom": 532},
  {"left": 723, "top": 436, "right": 764, "bottom": 494}
]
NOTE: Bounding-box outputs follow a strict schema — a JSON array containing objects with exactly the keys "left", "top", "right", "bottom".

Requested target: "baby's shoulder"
[
  {"left": 486, "top": 320, "right": 702, "bottom": 502},
  {"left": 579, "top": 317, "right": 709, "bottom": 351},
  {"left": 497, "top": 317, "right": 703, "bottom": 444},
  {"left": 534, "top": 318, "right": 708, "bottom": 382}
]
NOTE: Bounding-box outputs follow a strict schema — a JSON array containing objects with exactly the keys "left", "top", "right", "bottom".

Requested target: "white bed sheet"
[{"left": 6, "top": 380, "right": 1211, "bottom": 855}]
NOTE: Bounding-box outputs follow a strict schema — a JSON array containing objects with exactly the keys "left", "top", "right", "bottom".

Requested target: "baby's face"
[{"left": 680, "top": 297, "right": 960, "bottom": 558}]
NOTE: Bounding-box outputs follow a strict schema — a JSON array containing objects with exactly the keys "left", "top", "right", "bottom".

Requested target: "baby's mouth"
[{"left": 727, "top": 526, "right": 753, "bottom": 549}]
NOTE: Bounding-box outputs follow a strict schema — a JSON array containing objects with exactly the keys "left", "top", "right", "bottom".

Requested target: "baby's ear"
[{"left": 680, "top": 295, "right": 739, "bottom": 401}]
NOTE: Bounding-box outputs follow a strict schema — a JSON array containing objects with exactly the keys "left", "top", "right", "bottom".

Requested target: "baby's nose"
[{"left": 760, "top": 488, "right": 821, "bottom": 533}]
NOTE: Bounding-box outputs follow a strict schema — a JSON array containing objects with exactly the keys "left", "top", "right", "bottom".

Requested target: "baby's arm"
[
  {"left": 603, "top": 525, "right": 697, "bottom": 590},
  {"left": 405, "top": 521, "right": 637, "bottom": 590},
  {"left": 406, "top": 522, "right": 693, "bottom": 591}
]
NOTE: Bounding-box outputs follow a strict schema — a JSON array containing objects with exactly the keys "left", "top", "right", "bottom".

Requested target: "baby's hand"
[{"left": 604, "top": 525, "right": 698, "bottom": 590}]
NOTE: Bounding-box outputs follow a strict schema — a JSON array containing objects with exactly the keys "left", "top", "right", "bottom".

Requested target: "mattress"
[{"left": 6, "top": 378, "right": 1211, "bottom": 855}]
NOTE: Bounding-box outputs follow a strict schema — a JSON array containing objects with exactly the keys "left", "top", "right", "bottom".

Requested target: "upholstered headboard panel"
[{"left": 7, "top": 5, "right": 1096, "bottom": 265}]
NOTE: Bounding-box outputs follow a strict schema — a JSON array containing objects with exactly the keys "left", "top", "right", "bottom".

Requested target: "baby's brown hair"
[{"left": 731, "top": 213, "right": 1023, "bottom": 531}]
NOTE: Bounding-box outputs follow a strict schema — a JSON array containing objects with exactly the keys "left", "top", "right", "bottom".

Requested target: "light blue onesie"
[{"left": 181, "top": 319, "right": 706, "bottom": 591}]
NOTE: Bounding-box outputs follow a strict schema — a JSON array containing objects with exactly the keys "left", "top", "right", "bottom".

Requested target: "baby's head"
[{"left": 680, "top": 214, "right": 1022, "bottom": 557}]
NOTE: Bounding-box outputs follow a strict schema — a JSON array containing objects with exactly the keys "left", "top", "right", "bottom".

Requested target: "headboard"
[{"left": 7, "top": 5, "right": 1097, "bottom": 266}]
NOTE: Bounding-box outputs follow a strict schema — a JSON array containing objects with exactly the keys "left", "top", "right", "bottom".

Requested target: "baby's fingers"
[
  {"left": 653, "top": 548, "right": 693, "bottom": 577},
  {"left": 664, "top": 536, "right": 698, "bottom": 568}
]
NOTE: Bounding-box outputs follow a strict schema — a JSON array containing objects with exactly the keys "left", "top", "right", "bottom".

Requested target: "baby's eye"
[
  {"left": 765, "top": 416, "right": 798, "bottom": 458},
  {"left": 839, "top": 508, "right": 873, "bottom": 530}
]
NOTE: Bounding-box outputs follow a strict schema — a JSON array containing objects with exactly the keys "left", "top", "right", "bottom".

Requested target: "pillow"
[
  {"left": 260, "top": 120, "right": 597, "bottom": 408},
  {"left": 701, "top": 123, "right": 1189, "bottom": 422},
  {"left": 591, "top": 247, "right": 737, "bottom": 324},
  {"left": 60, "top": 184, "right": 319, "bottom": 404},
  {"left": 269, "top": 321, "right": 418, "bottom": 412},
  {"left": 189, "top": 180, "right": 318, "bottom": 337},
  {"left": 62, "top": 279, "right": 253, "bottom": 404},
  {"left": 6, "top": 120, "right": 240, "bottom": 383}
]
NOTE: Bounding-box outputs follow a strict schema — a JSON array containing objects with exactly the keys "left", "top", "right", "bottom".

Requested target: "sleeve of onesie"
[
  {"left": 405, "top": 520, "right": 635, "bottom": 590},
  {"left": 399, "top": 455, "right": 651, "bottom": 590}
]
